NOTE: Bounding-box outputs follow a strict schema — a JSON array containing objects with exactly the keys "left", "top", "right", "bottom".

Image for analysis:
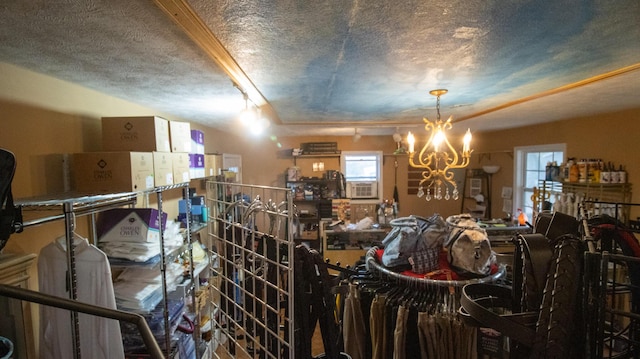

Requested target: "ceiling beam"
[
  {"left": 152, "top": 0, "right": 281, "bottom": 124},
  {"left": 456, "top": 63, "right": 640, "bottom": 123}
]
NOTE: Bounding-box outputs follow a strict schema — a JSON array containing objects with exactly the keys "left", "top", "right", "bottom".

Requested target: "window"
[
  {"left": 341, "top": 151, "right": 383, "bottom": 200},
  {"left": 514, "top": 144, "right": 565, "bottom": 220}
]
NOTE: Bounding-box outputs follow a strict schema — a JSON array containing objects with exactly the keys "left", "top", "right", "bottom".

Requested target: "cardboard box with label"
[
  {"left": 169, "top": 121, "right": 191, "bottom": 153},
  {"left": 172, "top": 152, "right": 191, "bottom": 184},
  {"left": 73, "top": 151, "right": 154, "bottom": 193},
  {"left": 204, "top": 154, "right": 221, "bottom": 177},
  {"left": 102, "top": 116, "right": 171, "bottom": 152},
  {"left": 96, "top": 208, "right": 167, "bottom": 243},
  {"left": 152, "top": 151, "right": 174, "bottom": 186}
]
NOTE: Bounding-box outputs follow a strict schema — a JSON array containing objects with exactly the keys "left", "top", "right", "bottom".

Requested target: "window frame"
[
  {"left": 340, "top": 151, "right": 383, "bottom": 202},
  {"left": 513, "top": 144, "right": 566, "bottom": 220}
]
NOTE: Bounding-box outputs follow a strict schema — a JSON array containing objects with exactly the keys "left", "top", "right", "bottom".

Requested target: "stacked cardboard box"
[
  {"left": 73, "top": 151, "right": 155, "bottom": 193},
  {"left": 169, "top": 120, "right": 191, "bottom": 153},
  {"left": 152, "top": 151, "right": 173, "bottom": 187},
  {"left": 189, "top": 129, "right": 205, "bottom": 179},
  {"left": 204, "top": 154, "right": 221, "bottom": 178},
  {"left": 73, "top": 116, "right": 192, "bottom": 194},
  {"left": 172, "top": 152, "right": 190, "bottom": 184},
  {"left": 101, "top": 116, "right": 171, "bottom": 152}
]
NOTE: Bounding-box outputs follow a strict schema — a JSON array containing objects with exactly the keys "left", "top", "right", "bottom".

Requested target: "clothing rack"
[
  {"left": 342, "top": 247, "right": 504, "bottom": 359},
  {"left": 207, "top": 180, "right": 295, "bottom": 359},
  {"left": 0, "top": 283, "right": 163, "bottom": 359},
  {"left": 581, "top": 200, "right": 640, "bottom": 358},
  {"left": 325, "top": 260, "right": 358, "bottom": 276},
  {"left": 364, "top": 247, "right": 506, "bottom": 288}
]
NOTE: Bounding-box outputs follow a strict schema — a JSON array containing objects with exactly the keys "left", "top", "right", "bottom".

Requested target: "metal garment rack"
[
  {"left": 0, "top": 283, "right": 164, "bottom": 359},
  {"left": 14, "top": 183, "right": 196, "bottom": 359},
  {"left": 364, "top": 247, "right": 506, "bottom": 288},
  {"left": 581, "top": 201, "right": 640, "bottom": 358},
  {"left": 206, "top": 180, "right": 295, "bottom": 359}
]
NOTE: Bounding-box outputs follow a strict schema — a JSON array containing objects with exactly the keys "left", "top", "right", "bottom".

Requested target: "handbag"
[
  {"left": 381, "top": 214, "right": 447, "bottom": 272},
  {"left": 445, "top": 214, "right": 495, "bottom": 277}
]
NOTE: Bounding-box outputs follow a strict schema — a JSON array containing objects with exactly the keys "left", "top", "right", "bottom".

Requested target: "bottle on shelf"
[
  {"left": 600, "top": 162, "right": 611, "bottom": 183},
  {"left": 569, "top": 160, "right": 579, "bottom": 183},
  {"left": 590, "top": 159, "right": 601, "bottom": 183},
  {"left": 618, "top": 165, "right": 627, "bottom": 184},
  {"left": 578, "top": 159, "right": 588, "bottom": 183},
  {"left": 611, "top": 163, "right": 620, "bottom": 183},
  {"left": 377, "top": 205, "right": 384, "bottom": 225},
  {"left": 562, "top": 159, "right": 572, "bottom": 182},
  {"left": 517, "top": 208, "right": 529, "bottom": 226}
]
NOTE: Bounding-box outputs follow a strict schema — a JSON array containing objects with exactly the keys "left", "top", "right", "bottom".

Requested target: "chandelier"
[{"left": 407, "top": 89, "right": 472, "bottom": 201}]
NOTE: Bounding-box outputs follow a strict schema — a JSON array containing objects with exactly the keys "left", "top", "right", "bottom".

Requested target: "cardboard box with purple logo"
[
  {"left": 191, "top": 129, "right": 205, "bottom": 154},
  {"left": 96, "top": 208, "right": 167, "bottom": 243},
  {"left": 189, "top": 153, "right": 205, "bottom": 179}
]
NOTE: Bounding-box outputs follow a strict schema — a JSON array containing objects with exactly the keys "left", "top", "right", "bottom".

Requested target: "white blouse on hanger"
[{"left": 38, "top": 234, "right": 124, "bottom": 359}]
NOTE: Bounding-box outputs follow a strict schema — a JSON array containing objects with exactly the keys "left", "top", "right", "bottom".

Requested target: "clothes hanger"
[
  {"left": 274, "top": 199, "right": 290, "bottom": 235},
  {"left": 55, "top": 213, "right": 88, "bottom": 250},
  {"left": 223, "top": 197, "right": 250, "bottom": 216},
  {"left": 55, "top": 233, "right": 88, "bottom": 251},
  {"left": 241, "top": 196, "right": 266, "bottom": 225}
]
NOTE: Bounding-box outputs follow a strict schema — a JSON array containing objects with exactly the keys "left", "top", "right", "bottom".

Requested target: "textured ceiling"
[{"left": 0, "top": 0, "right": 639, "bottom": 137}]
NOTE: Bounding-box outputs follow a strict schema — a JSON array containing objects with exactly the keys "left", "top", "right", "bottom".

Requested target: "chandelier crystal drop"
[{"left": 407, "top": 89, "right": 472, "bottom": 201}]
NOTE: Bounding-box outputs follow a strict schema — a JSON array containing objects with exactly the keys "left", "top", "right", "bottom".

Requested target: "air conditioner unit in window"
[{"left": 346, "top": 181, "right": 378, "bottom": 199}]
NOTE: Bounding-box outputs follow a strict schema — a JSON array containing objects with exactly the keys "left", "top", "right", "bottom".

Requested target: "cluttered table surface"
[{"left": 477, "top": 220, "right": 532, "bottom": 253}]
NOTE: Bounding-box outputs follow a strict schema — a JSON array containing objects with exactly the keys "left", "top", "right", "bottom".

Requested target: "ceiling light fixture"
[
  {"left": 406, "top": 89, "right": 472, "bottom": 201},
  {"left": 249, "top": 110, "right": 271, "bottom": 136},
  {"left": 237, "top": 90, "right": 271, "bottom": 136},
  {"left": 353, "top": 128, "right": 362, "bottom": 142},
  {"left": 239, "top": 92, "right": 257, "bottom": 126},
  {"left": 392, "top": 127, "right": 406, "bottom": 154}
]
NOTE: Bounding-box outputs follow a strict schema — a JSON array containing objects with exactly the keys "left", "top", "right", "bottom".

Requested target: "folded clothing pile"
[
  {"left": 96, "top": 208, "right": 182, "bottom": 263},
  {"left": 120, "top": 297, "right": 186, "bottom": 354},
  {"left": 101, "top": 241, "right": 161, "bottom": 262},
  {"left": 176, "top": 331, "right": 196, "bottom": 359},
  {"left": 114, "top": 263, "right": 184, "bottom": 313}
]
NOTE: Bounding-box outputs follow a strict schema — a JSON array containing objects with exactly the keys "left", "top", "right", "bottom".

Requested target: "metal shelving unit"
[
  {"left": 291, "top": 153, "right": 341, "bottom": 166},
  {"left": 16, "top": 191, "right": 139, "bottom": 359},
  {"left": 14, "top": 183, "right": 200, "bottom": 359},
  {"left": 538, "top": 180, "right": 632, "bottom": 222}
]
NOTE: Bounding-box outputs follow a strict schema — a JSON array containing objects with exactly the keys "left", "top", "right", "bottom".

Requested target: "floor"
[{"left": 212, "top": 323, "right": 325, "bottom": 359}]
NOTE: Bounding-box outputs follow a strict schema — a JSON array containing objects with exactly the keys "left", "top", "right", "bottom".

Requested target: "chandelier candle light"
[{"left": 407, "top": 89, "right": 472, "bottom": 201}]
